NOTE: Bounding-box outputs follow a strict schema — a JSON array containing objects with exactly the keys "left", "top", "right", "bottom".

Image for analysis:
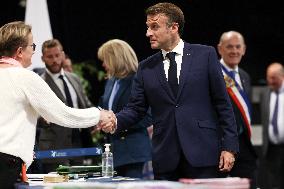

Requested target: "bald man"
[
  {"left": 217, "top": 31, "right": 258, "bottom": 189},
  {"left": 261, "top": 62, "right": 284, "bottom": 189}
]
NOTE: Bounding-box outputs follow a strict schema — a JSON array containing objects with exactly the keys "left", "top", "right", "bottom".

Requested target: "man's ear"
[
  {"left": 242, "top": 45, "right": 246, "bottom": 56},
  {"left": 171, "top": 23, "right": 179, "bottom": 34},
  {"left": 62, "top": 50, "right": 65, "bottom": 58},
  {"left": 217, "top": 44, "right": 222, "bottom": 55},
  {"left": 15, "top": 47, "right": 23, "bottom": 59}
]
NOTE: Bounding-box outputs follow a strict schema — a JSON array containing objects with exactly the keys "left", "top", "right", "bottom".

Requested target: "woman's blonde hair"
[
  {"left": 0, "top": 21, "right": 32, "bottom": 57},
  {"left": 98, "top": 39, "right": 138, "bottom": 79}
]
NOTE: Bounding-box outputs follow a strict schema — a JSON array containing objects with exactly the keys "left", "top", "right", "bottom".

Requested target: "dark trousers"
[
  {"left": 115, "top": 162, "right": 145, "bottom": 178},
  {"left": 154, "top": 151, "right": 218, "bottom": 181},
  {"left": 219, "top": 133, "right": 258, "bottom": 189},
  {"left": 265, "top": 143, "right": 284, "bottom": 189},
  {"left": 0, "top": 152, "right": 23, "bottom": 189}
]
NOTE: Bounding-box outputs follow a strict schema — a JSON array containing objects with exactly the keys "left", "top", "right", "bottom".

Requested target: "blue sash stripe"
[
  {"left": 35, "top": 147, "right": 102, "bottom": 159},
  {"left": 221, "top": 65, "right": 252, "bottom": 117}
]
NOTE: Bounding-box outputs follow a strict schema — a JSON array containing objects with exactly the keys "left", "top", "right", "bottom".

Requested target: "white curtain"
[{"left": 25, "top": 0, "right": 53, "bottom": 70}]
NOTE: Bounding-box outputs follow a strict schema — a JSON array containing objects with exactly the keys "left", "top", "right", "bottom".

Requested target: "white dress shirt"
[
  {"left": 220, "top": 59, "right": 243, "bottom": 89},
  {"left": 269, "top": 82, "right": 284, "bottom": 144},
  {"left": 46, "top": 69, "right": 79, "bottom": 108},
  {"left": 161, "top": 39, "right": 184, "bottom": 84}
]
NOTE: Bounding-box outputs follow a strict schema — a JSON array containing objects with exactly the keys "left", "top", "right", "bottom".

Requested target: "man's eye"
[{"left": 152, "top": 25, "right": 158, "bottom": 29}]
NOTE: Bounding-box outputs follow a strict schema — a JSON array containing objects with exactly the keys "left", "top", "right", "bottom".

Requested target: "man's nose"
[
  {"left": 53, "top": 57, "right": 61, "bottom": 64},
  {"left": 231, "top": 47, "right": 239, "bottom": 53},
  {"left": 146, "top": 28, "right": 152, "bottom": 37}
]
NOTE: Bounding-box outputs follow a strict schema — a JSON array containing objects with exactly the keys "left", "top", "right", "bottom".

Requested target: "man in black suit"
[
  {"left": 217, "top": 31, "right": 258, "bottom": 188},
  {"left": 37, "top": 39, "right": 94, "bottom": 173}
]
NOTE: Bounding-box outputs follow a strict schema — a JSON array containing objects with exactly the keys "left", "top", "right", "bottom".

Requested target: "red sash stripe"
[{"left": 227, "top": 88, "right": 252, "bottom": 138}]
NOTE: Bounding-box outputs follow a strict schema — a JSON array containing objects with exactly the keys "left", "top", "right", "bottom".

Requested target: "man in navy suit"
[{"left": 103, "top": 3, "right": 239, "bottom": 180}]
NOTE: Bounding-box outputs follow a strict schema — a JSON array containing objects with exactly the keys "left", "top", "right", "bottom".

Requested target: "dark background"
[
  {"left": 1, "top": 0, "right": 284, "bottom": 89},
  {"left": 1, "top": 1, "right": 280, "bottom": 186}
]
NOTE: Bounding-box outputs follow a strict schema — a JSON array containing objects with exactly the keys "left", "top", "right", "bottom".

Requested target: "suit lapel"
[
  {"left": 263, "top": 89, "right": 271, "bottom": 127},
  {"left": 153, "top": 52, "right": 174, "bottom": 99},
  {"left": 177, "top": 43, "right": 193, "bottom": 100},
  {"left": 239, "top": 69, "right": 250, "bottom": 94},
  {"left": 101, "top": 78, "right": 115, "bottom": 110},
  {"left": 65, "top": 73, "right": 83, "bottom": 107},
  {"left": 43, "top": 73, "right": 66, "bottom": 103},
  {"left": 112, "top": 76, "right": 132, "bottom": 112}
]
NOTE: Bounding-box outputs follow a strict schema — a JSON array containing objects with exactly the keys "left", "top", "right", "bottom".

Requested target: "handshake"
[{"left": 97, "top": 109, "right": 117, "bottom": 133}]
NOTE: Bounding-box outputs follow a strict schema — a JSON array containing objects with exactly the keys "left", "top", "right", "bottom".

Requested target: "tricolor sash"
[{"left": 221, "top": 65, "right": 252, "bottom": 138}]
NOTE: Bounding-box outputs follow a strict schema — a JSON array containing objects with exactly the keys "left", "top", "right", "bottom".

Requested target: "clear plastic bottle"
[{"left": 101, "top": 143, "right": 114, "bottom": 177}]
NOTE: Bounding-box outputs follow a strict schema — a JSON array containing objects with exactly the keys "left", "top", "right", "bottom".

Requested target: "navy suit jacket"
[
  {"left": 100, "top": 75, "right": 152, "bottom": 167},
  {"left": 116, "top": 43, "right": 239, "bottom": 173}
]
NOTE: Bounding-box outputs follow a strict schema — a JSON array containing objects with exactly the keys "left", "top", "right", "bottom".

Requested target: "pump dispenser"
[{"left": 101, "top": 143, "right": 114, "bottom": 177}]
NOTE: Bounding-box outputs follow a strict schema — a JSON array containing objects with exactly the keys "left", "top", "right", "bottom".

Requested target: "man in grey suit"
[
  {"left": 260, "top": 62, "right": 284, "bottom": 189},
  {"left": 37, "top": 39, "right": 94, "bottom": 173}
]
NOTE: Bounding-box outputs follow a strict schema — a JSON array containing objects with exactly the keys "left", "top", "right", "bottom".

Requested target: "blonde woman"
[
  {"left": 98, "top": 39, "right": 152, "bottom": 178},
  {"left": 0, "top": 21, "right": 114, "bottom": 187}
]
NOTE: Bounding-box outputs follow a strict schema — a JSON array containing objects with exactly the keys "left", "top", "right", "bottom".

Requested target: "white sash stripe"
[{"left": 231, "top": 86, "right": 251, "bottom": 125}]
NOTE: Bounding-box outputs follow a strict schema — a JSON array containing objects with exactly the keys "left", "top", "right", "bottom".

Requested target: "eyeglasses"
[{"left": 29, "top": 43, "right": 36, "bottom": 51}]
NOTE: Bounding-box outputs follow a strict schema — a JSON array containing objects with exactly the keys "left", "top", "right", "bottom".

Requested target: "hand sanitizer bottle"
[{"left": 101, "top": 143, "right": 114, "bottom": 177}]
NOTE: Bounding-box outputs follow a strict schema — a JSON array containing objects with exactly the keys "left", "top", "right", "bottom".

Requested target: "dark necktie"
[
  {"left": 229, "top": 70, "right": 236, "bottom": 81},
  {"left": 59, "top": 75, "right": 81, "bottom": 146},
  {"left": 59, "top": 75, "right": 73, "bottom": 107},
  {"left": 272, "top": 91, "right": 279, "bottom": 135},
  {"left": 166, "top": 52, "right": 178, "bottom": 97}
]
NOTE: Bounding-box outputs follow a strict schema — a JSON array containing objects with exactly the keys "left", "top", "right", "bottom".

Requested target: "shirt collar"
[
  {"left": 46, "top": 68, "right": 65, "bottom": 80},
  {"left": 220, "top": 59, "right": 239, "bottom": 73},
  {"left": 279, "top": 81, "right": 284, "bottom": 93},
  {"left": 161, "top": 39, "right": 184, "bottom": 60}
]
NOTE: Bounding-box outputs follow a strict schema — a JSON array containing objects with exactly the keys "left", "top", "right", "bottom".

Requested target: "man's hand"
[
  {"left": 219, "top": 151, "right": 235, "bottom": 172},
  {"left": 97, "top": 109, "right": 116, "bottom": 133}
]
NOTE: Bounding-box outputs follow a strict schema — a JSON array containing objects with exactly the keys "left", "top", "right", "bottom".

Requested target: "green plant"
[
  {"left": 72, "top": 60, "right": 106, "bottom": 105},
  {"left": 72, "top": 60, "right": 106, "bottom": 146}
]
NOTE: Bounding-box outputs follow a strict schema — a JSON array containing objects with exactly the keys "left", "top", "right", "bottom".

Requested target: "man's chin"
[
  {"left": 49, "top": 68, "right": 61, "bottom": 74},
  {"left": 150, "top": 44, "right": 159, "bottom": 49}
]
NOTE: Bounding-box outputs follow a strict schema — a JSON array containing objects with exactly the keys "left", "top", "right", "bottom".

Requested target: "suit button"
[
  {"left": 121, "top": 137, "right": 125, "bottom": 140},
  {"left": 175, "top": 104, "right": 179, "bottom": 108}
]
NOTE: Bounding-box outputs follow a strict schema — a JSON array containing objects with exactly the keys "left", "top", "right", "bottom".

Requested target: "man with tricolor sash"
[{"left": 217, "top": 31, "right": 258, "bottom": 189}]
